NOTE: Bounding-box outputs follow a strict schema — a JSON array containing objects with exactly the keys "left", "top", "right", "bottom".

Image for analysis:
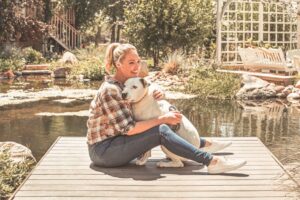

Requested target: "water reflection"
[
  {"left": 171, "top": 98, "right": 300, "bottom": 166},
  {"left": 0, "top": 98, "right": 299, "bottom": 166},
  {"left": 0, "top": 102, "right": 89, "bottom": 160}
]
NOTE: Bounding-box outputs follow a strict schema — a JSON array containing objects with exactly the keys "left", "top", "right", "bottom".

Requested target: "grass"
[
  {"left": 0, "top": 148, "right": 36, "bottom": 199},
  {"left": 162, "top": 50, "right": 187, "bottom": 74}
]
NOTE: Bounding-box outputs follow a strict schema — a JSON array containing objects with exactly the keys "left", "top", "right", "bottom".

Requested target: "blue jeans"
[{"left": 88, "top": 124, "right": 213, "bottom": 167}]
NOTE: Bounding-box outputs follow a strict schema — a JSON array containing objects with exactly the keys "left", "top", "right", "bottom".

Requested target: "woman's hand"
[
  {"left": 159, "top": 111, "right": 182, "bottom": 125},
  {"left": 127, "top": 111, "right": 182, "bottom": 136},
  {"left": 153, "top": 89, "right": 165, "bottom": 100}
]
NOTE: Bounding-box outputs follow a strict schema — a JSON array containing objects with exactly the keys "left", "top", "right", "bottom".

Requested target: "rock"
[
  {"left": 0, "top": 69, "right": 15, "bottom": 79},
  {"left": 236, "top": 86, "right": 277, "bottom": 100},
  {"left": 60, "top": 51, "right": 78, "bottom": 64},
  {"left": 165, "top": 91, "right": 197, "bottom": 99},
  {"left": 14, "top": 71, "right": 22, "bottom": 76},
  {"left": 276, "top": 92, "right": 286, "bottom": 98},
  {"left": 53, "top": 98, "right": 77, "bottom": 104},
  {"left": 274, "top": 85, "right": 285, "bottom": 93},
  {"left": 236, "top": 76, "right": 300, "bottom": 100},
  {"left": 0, "top": 88, "right": 96, "bottom": 108},
  {"left": 282, "top": 85, "right": 294, "bottom": 96},
  {"left": 241, "top": 75, "right": 269, "bottom": 91},
  {"left": 287, "top": 93, "right": 300, "bottom": 103},
  {"left": 36, "top": 110, "right": 89, "bottom": 116},
  {"left": 266, "top": 83, "right": 276, "bottom": 91},
  {"left": 78, "top": 74, "right": 84, "bottom": 81},
  {"left": 53, "top": 67, "right": 71, "bottom": 78},
  {"left": 0, "top": 142, "right": 36, "bottom": 163},
  {"left": 295, "top": 80, "right": 300, "bottom": 89}
]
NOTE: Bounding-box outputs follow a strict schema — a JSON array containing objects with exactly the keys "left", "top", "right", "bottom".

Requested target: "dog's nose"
[{"left": 122, "top": 92, "right": 127, "bottom": 99}]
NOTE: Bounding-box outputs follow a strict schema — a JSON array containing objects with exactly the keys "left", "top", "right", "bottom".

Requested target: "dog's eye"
[{"left": 132, "top": 85, "right": 137, "bottom": 89}]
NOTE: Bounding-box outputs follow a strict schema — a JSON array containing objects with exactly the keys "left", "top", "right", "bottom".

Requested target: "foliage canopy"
[
  {"left": 123, "top": 0, "right": 214, "bottom": 66},
  {"left": 0, "top": 0, "right": 48, "bottom": 43}
]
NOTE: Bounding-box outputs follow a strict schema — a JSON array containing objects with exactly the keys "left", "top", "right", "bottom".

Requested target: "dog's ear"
[{"left": 140, "top": 78, "right": 149, "bottom": 88}]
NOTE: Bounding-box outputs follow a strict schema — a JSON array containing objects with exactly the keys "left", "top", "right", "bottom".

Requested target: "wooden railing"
[{"left": 50, "top": 13, "right": 81, "bottom": 50}]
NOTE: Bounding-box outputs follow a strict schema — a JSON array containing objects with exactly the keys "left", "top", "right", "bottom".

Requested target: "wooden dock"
[{"left": 12, "top": 137, "right": 299, "bottom": 199}]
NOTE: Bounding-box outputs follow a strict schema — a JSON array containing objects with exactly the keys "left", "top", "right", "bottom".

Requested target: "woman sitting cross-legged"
[{"left": 87, "top": 43, "right": 247, "bottom": 174}]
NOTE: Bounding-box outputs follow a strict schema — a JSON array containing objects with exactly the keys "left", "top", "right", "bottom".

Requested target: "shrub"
[
  {"left": 185, "top": 64, "right": 241, "bottom": 100},
  {"left": 70, "top": 58, "right": 105, "bottom": 80},
  {"left": 21, "top": 47, "right": 45, "bottom": 64},
  {"left": 0, "top": 58, "right": 25, "bottom": 72},
  {"left": 50, "top": 45, "right": 106, "bottom": 80},
  {"left": 0, "top": 59, "right": 12, "bottom": 72},
  {"left": 0, "top": 46, "right": 26, "bottom": 72},
  {"left": 0, "top": 149, "right": 35, "bottom": 199}
]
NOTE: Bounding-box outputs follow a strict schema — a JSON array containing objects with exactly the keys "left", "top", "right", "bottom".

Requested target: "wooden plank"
[
  {"left": 49, "top": 151, "right": 270, "bottom": 157},
  {"left": 26, "top": 173, "right": 287, "bottom": 180},
  {"left": 57, "top": 136, "right": 260, "bottom": 141},
  {"left": 15, "top": 190, "right": 297, "bottom": 198},
  {"left": 12, "top": 137, "right": 299, "bottom": 199},
  {"left": 19, "top": 184, "right": 294, "bottom": 191},
  {"left": 37, "top": 161, "right": 279, "bottom": 166},
  {"left": 30, "top": 168, "right": 283, "bottom": 174},
  {"left": 35, "top": 165, "right": 282, "bottom": 170},
  {"left": 217, "top": 69, "right": 295, "bottom": 86},
  {"left": 45, "top": 153, "right": 275, "bottom": 158},
  {"left": 13, "top": 197, "right": 296, "bottom": 200},
  {"left": 40, "top": 157, "right": 276, "bottom": 162}
]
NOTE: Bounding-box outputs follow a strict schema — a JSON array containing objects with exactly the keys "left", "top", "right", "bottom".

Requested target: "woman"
[{"left": 87, "top": 43, "right": 246, "bottom": 174}]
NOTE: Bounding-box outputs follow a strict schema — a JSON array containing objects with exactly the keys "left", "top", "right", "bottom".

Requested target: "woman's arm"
[{"left": 127, "top": 111, "right": 182, "bottom": 135}]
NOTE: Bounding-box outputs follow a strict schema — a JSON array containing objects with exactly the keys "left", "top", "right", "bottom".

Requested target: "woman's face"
[{"left": 116, "top": 50, "right": 141, "bottom": 80}]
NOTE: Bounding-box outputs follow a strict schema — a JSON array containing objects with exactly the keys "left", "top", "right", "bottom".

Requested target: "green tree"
[
  {"left": 83, "top": 11, "right": 109, "bottom": 46},
  {"left": 61, "top": 0, "right": 126, "bottom": 42},
  {"left": 0, "top": 0, "right": 48, "bottom": 43},
  {"left": 124, "top": 0, "right": 214, "bottom": 66}
]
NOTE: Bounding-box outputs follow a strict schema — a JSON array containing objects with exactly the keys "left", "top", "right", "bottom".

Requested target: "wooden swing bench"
[
  {"left": 217, "top": 47, "right": 299, "bottom": 85},
  {"left": 238, "top": 47, "right": 297, "bottom": 76}
]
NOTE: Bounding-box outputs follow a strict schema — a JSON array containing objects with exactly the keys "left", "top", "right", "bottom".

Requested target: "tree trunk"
[
  {"left": 110, "top": 13, "right": 117, "bottom": 42},
  {"left": 116, "top": 24, "right": 121, "bottom": 42},
  {"left": 44, "top": 0, "right": 52, "bottom": 23},
  {"left": 95, "top": 26, "right": 101, "bottom": 47},
  {"left": 152, "top": 48, "right": 159, "bottom": 67},
  {"left": 111, "top": 24, "right": 116, "bottom": 42}
]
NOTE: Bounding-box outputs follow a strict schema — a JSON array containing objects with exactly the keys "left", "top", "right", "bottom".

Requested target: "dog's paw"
[
  {"left": 156, "top": 161, "right": 184, "bottom": 168},
  {"left": 135, "top": 159, "right": 147, "bottom": 166},
  {"left": 135, "top": 151, "right": 151, "bottom": 166}
]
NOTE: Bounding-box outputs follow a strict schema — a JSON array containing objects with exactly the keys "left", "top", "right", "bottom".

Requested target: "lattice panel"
[{"left": 220, "top": 0, "right": 298, "bottom": 65}]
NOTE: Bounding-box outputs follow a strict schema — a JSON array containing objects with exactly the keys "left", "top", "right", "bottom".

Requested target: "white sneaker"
[
  {"left": 207, "top": 156, "right": 247, "bottom": 174},
  {"left": 200, "top": 140, "right": 232, "bottom": 153}
]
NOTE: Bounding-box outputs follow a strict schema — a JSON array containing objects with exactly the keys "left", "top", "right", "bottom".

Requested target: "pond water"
[{"left": 0, "top": 79, "right": 300, "bottom": 169}]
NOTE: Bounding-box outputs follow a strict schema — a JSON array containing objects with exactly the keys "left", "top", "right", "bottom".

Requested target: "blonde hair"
[{"left": 104, "top": 43, "right": 137, "bottom": 74}]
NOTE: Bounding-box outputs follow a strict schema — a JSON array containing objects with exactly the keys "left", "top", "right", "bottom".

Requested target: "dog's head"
[{"left": 122, "top": 77, "right": 150, "bottom": 102}]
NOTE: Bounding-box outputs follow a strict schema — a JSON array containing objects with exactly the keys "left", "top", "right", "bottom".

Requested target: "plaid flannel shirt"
[{"left": 87, "top": 76, "right": 136, "bottom": 145}]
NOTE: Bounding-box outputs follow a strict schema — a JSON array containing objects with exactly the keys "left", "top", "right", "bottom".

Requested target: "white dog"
[{"left": 122, "top": 77, "right": 200, "bottom": 167}]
